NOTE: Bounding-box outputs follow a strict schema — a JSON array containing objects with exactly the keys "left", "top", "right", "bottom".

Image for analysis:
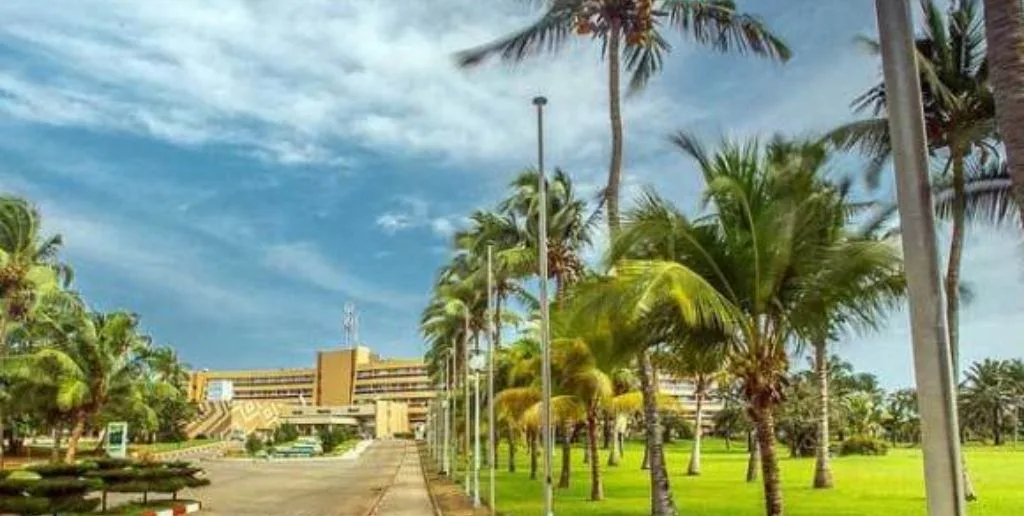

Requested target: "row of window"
[
  {"left": 356, "top": 367, "right": 426, "bottom": 379},
  {"left": 355, "top": 383, "right": 432, "bottom": 394},
  {"left": 217, "top": 375, "right": 315, "bottom": 387},
  {"left": 232, "top": 388, "right": 314, "bottom": 399}
]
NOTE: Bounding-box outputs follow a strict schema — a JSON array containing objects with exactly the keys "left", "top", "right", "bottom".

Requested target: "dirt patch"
[{"left": 417, "top": 444, "right": 490, "bottom": 516}]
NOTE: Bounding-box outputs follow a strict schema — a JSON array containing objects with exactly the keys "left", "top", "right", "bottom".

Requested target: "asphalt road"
[{"left": 109, "top": 441, "right": 409, "bottom": 516}]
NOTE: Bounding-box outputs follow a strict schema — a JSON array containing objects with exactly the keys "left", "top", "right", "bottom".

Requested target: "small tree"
[{"left": 244, "top": 434, "right": 263, "bottom": 456}]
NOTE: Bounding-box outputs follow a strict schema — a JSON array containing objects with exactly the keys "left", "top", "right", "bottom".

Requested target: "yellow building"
[{"left": 187, "top": 346, "right": 434, "bottom": 429}]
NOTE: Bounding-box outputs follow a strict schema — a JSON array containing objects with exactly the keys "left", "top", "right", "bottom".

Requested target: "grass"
[
  {"left": 325, "top": 440, "right": 358, "bottom": 456},
  {"left": 436, "top": 438, "right": 1024, "bottom": 515},
  {"left": 131, "top": 438, "right": 218, "bottom": 454}
]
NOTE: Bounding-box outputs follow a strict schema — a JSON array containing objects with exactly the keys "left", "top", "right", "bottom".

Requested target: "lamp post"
[
  {"left": 533, "top": 95, "right": 554, "bottom": 516},
  {"left": 873, "top": 1, "right": 965, "bottom": 514},
  {"left": 443, "top": 349, "right": 452, "bottom": 476},
  {"left": 463, "top": 327, "right": 471, "bottom": 496},
  {"left": 487, "top": 244, "right": 496, "bottom": 512},
  {"left": 469, "top": 348, "right": 486, "bottom": 508}
]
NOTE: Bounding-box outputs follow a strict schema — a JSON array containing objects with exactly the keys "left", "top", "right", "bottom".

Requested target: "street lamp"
[
  {"left": 873, "top": 1, "right": 965, "bottom": 514},
  {"left": 469, "top": 348, "right": 486, "bottom": 508},
  {"left": 533, "top": 95, "right": 554, "bottom": 516},
  {"left": 486, "top": 244, "right": 496, "bottom": 512}
]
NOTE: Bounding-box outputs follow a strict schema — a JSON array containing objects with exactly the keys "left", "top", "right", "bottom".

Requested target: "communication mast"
[{"left": 343, "top": 302, "right": 359, "bottom": 346}]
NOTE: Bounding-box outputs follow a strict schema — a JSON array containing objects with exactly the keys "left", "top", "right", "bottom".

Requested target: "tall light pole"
[
  {"left": 443, "top": 349, "right": 451, "bottom": 476},
  {"left": 470, "top": 348, "right": 484, "bottom": 507},
  {"left": 533, "top": 95, "right": 554, "bottom": 516},
  {"left": 487, "top": 244, "right": 496, "bottom": 512},
  {"left": 874, "top": 1, "right": 965, "bottom": 514},
  {"left": 463, "top": 324, "right": 471, "bottom": 496}
]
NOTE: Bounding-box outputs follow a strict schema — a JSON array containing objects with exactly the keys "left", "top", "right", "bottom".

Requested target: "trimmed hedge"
[
  {"left": 0, "top": 457, "right": 211, "bottom": 514},
  {"left": 838, "top": 435, "right": 890, "bottom": 456}
]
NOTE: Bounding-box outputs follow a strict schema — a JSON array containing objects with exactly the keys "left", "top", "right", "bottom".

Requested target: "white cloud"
[
  {"left": 0, "top": 0, "right": 701, "bottom": 174},
  {"left": 430, "top": 218, "right": 456, "bottom": 238},
  {"left": 261, "top": 242, "right": 418, "bottom": 310}
]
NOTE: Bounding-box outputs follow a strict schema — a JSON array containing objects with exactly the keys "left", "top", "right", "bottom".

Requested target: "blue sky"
[{"left": 0, "top": 0, "right": 1020, "bottom": 388}]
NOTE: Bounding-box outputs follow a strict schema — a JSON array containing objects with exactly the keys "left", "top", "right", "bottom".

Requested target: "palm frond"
[{"left": 661, "top": 0, "right": 791, "bottom": 61}]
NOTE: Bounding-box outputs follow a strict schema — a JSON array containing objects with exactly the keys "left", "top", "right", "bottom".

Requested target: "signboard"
[
  {"left": 206, "top": 379, "right": 234, "bottom": 401},
  {"left": 106, "top": 422, "right": 128, "bottom": 459}
]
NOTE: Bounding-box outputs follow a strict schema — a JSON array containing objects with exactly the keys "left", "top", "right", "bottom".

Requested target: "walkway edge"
[{"left": 417, "top": 443, "right": 444, "bottom": 516}]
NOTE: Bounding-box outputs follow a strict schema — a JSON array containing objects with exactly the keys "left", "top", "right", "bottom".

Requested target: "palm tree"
[
  {"left": 498, "top": 168, "right": 593, "bottom": 295},
  {"left": 565, "top": 269, "right": 727, "bottom": 515},
  {"left": 960, "top": 359, "right": 1014, "bottom": 445},
  {"left": 29, "top": 311, "right": 157, "bottom": 462},
  {"left": 981, "top": 0, "right": 1024, "bottom": 225},
  {"left": 654, "top": 338, "right": 725, "bottom": 476},
  {"left": 456, "top": 0, "right": 790, "bottom": 235},
  {"left": 881, "top": 388, "right": 920, "bottom": 446},
  {"left": 932, "top": 157, "right": 1021, "bottom": 227},
  {"left": 829, "top": 0, "right": 996, "bottom": 387},
  {"left": 608, "top": 135, "right": 904, "bottom": 516},
  {"left": 0, "top": 196, "right": 67, "bottom": 349}
]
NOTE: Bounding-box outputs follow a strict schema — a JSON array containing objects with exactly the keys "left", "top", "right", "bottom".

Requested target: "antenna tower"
[{"left": 343, "top": 302, "right": 359, "bottom": 346}]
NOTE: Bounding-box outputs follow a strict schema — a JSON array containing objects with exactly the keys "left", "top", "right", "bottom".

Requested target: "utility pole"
[
  {"left": 533, "top": 95, "right": 554, "bottom": 516},
  {"left": 487, "top": 244, "right": 497, "bottom": 511},
  {"left": 874, "top": 1, "right": 965, "bottom": 514}
]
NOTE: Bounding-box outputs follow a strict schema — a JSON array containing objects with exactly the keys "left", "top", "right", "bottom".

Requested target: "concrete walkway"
[{"left": 374, "top": 441, "right": 436, "bottom": 516}]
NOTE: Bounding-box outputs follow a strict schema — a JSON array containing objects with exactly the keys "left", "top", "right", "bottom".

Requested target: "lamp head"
[{"left": 532, "top": 96, "right": 547, "bottom": 106}]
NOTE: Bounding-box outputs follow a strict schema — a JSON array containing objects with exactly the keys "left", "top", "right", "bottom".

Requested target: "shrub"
[
  {"left": 245, "top": 433, "right": 264, "bottom": 455},
  {"left": 274, "top": 423, "right": 299, "bottom": 444},
  {"left": 393, "top": 432, "right": 414, "bottom": 439},
  {"left": 318, "top": 427, "right": 354, "bottom": 453},
  {"left": 0, "top": 475, "right": 99, "bottom": 515},
  {"left": 838, "top": 435, "right": 890, "bottom": 456}
]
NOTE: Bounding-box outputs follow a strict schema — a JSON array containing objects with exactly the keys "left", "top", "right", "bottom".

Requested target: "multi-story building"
[
  {"left": 187, "top": 346, "right": 435, "bottom": 428},
  {"left": 658, "top": 375, "right": 724, "bottom": 428}
]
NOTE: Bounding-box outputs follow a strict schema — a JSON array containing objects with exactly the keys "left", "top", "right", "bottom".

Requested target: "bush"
[
  {"left": 318, "top": 427, "right": 353, "bottom": 453},
  {"left": 274, "top": 423, "right": 299, "bottom": 444},
  {"left": 245, "top": 433, "right": 264, "bottom": 455},
  {"left": 393, "top": 432, "right": 414, "bottom": 439},
  {"left": 838, "top": 435, "right": 890, "bottom": 456}
]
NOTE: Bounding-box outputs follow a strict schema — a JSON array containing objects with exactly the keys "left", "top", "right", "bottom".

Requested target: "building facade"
[
  {"left": 658, "top": 375, "right": 724, "bottom": 428},
  {"left": 187, "top": 346, "right": 434, "bottom": 428}
]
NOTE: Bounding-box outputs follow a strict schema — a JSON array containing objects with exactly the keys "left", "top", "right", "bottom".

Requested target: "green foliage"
[
  {"left": 25, "top": 462, "right": 93, "bottom": 477},
  {"left": 318, "top": 427, "right": 354, "bottom": 453},
  {"left": 274, "top": 423, "right": 299, "bottom": 444},
  {"left": 245, "top": 433, "right": 264, "bottom": 455},
  {"left": 393, "top": 432, "right": 414, "bottom": 439},
  {"left": 838, "top": 435, "right": 890, "bottom": 456}
]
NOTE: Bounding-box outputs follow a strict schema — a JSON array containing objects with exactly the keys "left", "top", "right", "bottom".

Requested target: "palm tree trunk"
[
  {"left": 746, "top": 430, "right": 759, "bottom": 483},
  {"left": 492, "top": 294, "right": 503, "bottom": 467},
  {"left": 558, "top": 423, "right": 571, "bottom": 488},
  {"left": 607, "top": 415, "right": 621, "bottom": 466},
  {"left": 602, "top": 414, "right": 612, "bottom": 450},
  {"left": 982, "top": 0, "right": 1024, "bottom": 227},
  {"left": 687, "top": 390, "right": 704, "bottom": 476},
  {"left": 639, "top": 351, "right": 676, "bottom": 515},
  {"left": 752, "top": 407, "right": 783, "bottom": 516},
  {"left": 65, "top": 410, "right": 88, "bottom": 463},
  {"left": 813, "top": 340, "right": 834, "bottom": 489},
  {"left": 529, "top": 430, "right": 538, "bottom": 480},
  {"left": 994, "top": 406, "right": 1003, "bottom": 446},
  {"left": 587, "top": 405, "right": 603, "bottom": 501},
  {"left": 52, "top": 425, "right": 62, "bottom": 463},
  {"left": 946, "top": 151, "right": 977, "bottom": 502},
  {"left": 508, "top": 428, "right": 516, "bottom": 473},
  {"left": 605, "top": 18, "right": 624, "bottom": 236}
]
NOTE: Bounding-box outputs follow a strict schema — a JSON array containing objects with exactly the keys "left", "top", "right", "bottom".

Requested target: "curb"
[
  {"left": 140, "top": 501, "right": 201, "bottom": 516},
  {"left": 153, "top": 442, "right": 231, "bottom": 460},
  {"left": 416, "top": 443, "right": 444, "bottom": 516}
]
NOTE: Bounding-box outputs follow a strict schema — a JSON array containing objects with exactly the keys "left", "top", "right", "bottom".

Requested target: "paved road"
[{"left": 110, "top": 441, "right": 416, "bottom": 516}]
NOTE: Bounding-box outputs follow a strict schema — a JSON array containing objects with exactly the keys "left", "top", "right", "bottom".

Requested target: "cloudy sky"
[{"left": 0, "top": 0, "right": 1020, "bottom": 388}]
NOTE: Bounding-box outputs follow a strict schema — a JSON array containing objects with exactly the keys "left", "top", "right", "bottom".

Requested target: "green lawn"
[
  {"left": 439, "top": 438, "right": 1024, "bottom": 515},
  {"left": 131, "top": 438, "right": 219, "bottom": 454}
]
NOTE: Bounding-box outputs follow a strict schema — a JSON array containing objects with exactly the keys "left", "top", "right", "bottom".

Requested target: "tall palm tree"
[
  {"left": 981, "top": 0, "right": 1024, "bottom": 225},
  {"left": 456, "top": 0, "right": 790, "bottom": 235},
  {"left": 0, "top": 196, "right": 67, "bottom": 349},
  {"left": 498, "top": 168, "right": 594, "bottom": 295},
  {"left": 828, "top": 0, "right": 996, "bottom": 388},
  {"left": 609, "top": 135, "right": 903, "bottom": 516}
]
